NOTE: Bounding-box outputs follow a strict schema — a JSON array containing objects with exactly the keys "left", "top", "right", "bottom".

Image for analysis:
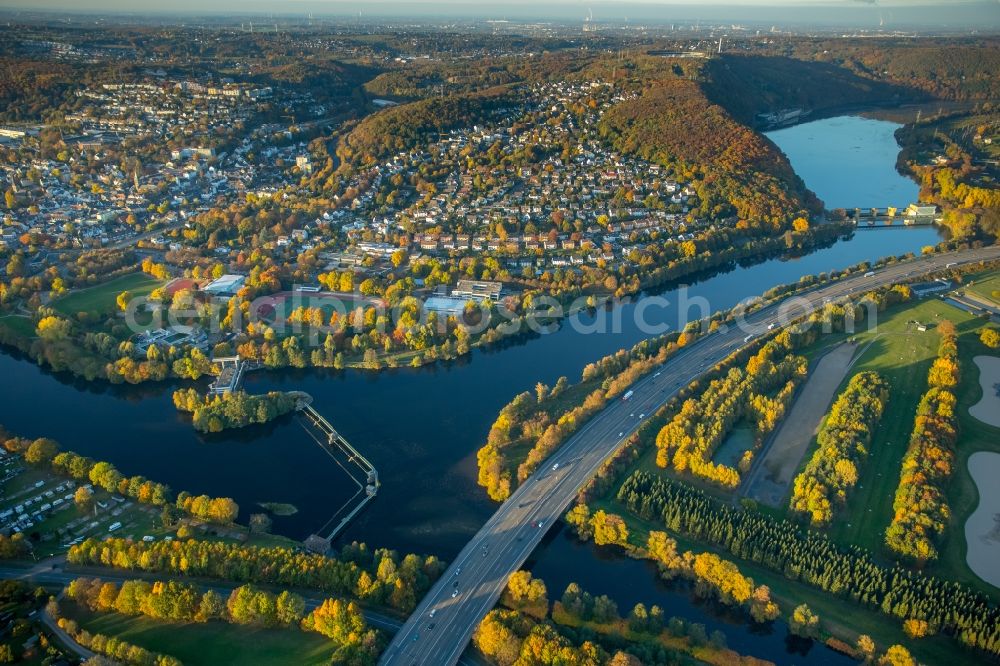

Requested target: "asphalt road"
[{"left": 379, "top": 245, "right": 1000, "bottom": 666}]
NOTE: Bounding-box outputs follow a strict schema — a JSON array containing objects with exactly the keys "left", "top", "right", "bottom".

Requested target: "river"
[
  {"left": 765, "top": 115, "right": 919, "bottom": 210},
  {"left": 0, "top": 226, "right": 938, "bottom": 552},
  {"left": 0, "top": 115, "right": 927, "bottom": 664}
]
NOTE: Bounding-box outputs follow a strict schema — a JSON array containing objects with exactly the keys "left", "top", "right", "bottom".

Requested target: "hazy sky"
[
  {"left": 1, "top": 0, "right": 998, "bottom": 29},
  {"left": 1, "top": 0, "right": 993, "bottom": 8}
]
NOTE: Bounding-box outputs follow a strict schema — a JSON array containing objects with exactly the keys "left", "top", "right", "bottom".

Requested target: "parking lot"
[{"left": 1, "top": 450, "right": 163, "bottom": 557}]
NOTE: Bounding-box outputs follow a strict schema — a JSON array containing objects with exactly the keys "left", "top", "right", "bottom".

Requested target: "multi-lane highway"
[{"left": 379, "top": 246, "right": 1000, "bottom": 666}]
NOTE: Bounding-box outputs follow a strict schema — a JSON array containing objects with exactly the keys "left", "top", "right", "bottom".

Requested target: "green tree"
[
  {"left": 276, "top": 590, "right": 306, "bottom": 626},
  {"left": 196, "top": 590, "right": 226, "bottom": 622}
]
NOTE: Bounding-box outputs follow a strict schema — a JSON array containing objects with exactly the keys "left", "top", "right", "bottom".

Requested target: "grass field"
[
  {"left": 802, "top": 298, "right": 979, "bottom": 555},
  {"left": 936, "top": 313, "right": 1000, "bottom": 595},
  {"left": 965, "top": 272, "right": 1000, "bottom": 306},
  {"left": 66, "top": 605, "right": 337, "bottom": 666},
  {"left": 589, "top": 496, "right": 987, "bottom": 666},
  {"left": 268, "top": 292, "right": 379, "bottom": 322},
  {"left": 51, "top": 273, "right": 162, "bottom": 318},
  {"left": 778, "top": 293, "right": 1000, "bottom": 596},
  {"left": 589, "top": 282, "right": 1000, "bottom": 664},
  {"left": 0, "top": 314, "right": 37, "bottom": 338}
]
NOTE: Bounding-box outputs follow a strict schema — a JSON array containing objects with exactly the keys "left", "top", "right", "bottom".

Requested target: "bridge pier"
[{"left": 304, "top": 534, "right": 332, "bottom": 554}]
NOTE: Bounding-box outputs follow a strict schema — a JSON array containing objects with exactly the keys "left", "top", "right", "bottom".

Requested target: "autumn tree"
[
  {"left": 565, "top": 504, "right": 593, "bottom": 540},
  {"left": 980, "top": 327, "right": 1000, "bottom": 349},
  {"left": 790, "top": 603, "right": 819, "bottom": 638},
  {"left": 591, "top": 510, "right": 629, "bottom": 546},
  {"left": 857, "top": 634, "right": 876, "bottom": 662},
  {"left": 25, "top": 438, "right": 59, "bottom": 466},
  {"left": 879, "top": 645, "right": 916, "bottom": 666},
  {"left": 885, "top": 323, "right": 961, "bottom": 562},
  {"left": 749, "top": 585, "right": 780, "bottom": 623},
  {"left": 74, "top": 486, "right": 94, "bottom": 514},
  {"left": 116, "top": 291, "right": 132, "bottom": 312},
  {"left": 503, "top": 571, "right": 548, "bottom": 618},
  {"left": 473, "top": 610, "right": 522, "bottom": 665}
]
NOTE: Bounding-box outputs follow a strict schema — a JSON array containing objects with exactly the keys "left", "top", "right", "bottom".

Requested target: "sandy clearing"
[
  {"left": 970, "top": 355, "right": 1000, "bottom": 428},
  {"left": 744, "top": 342, "right": 858, "bottom": 508},
  {"left": 965, "top": 451, "right": 1000, "bottom": 590}
]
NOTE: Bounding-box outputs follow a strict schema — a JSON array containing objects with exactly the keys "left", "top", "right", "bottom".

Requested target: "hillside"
[
  {"left": 599, "top": 67, "right": 821, "bottom": 229},
  {"left": 702, "top": 54, "right": 921, "bottom": 126},
  {"left": 336, "top": 85, "right": 518, "bottom": 169}
]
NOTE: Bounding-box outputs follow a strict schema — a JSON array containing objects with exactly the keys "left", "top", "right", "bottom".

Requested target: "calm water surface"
[
  {"left": 528, "top": 525, "right": 855, "bottom": 665},
  {"left": 766, "top": 115, "right": 919, "bottom": 210}
]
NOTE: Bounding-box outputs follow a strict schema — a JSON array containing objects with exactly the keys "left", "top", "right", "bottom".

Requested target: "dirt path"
[{"left": 743, "top": 342, "right": 859, "bottom": 508}]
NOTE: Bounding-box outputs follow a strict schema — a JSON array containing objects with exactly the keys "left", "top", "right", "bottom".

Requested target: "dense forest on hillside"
[
  {"left": 364, "top": 62, "right": 517, "bottom": 100},
  {"left": 702, "top": 55, "right": 922, "bottom": 126},
  {"left": 0, "top": 58, "right": 82, "bottom": 123},
  {"left": 783, "top": 39, "right": 1000, "bottom": 102},
  {"left": 598, "top": 64, "right": 821, "bottom": 228},
  {"left": 335, "top": 86, "right": 518, "bottom": 168}
]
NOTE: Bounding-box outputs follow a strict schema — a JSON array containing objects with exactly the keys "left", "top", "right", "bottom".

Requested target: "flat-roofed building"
[
  {"left": 424, "top": 296, "right": 471, "bottom": 314},
  {"left": 452, "top": 279, "right": 502, "bottom": 301},
  {"left": 202, "top": 274, "right": 245, "bottom": 297}
]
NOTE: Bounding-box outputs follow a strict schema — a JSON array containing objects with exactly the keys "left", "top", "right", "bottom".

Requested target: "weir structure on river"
[
  {"left": 298, "top": 404, "right": 379, "bottom": 553},
  {"left": 847, "top": 205, "right": 938, "bottom": 228},
  {"left": 208, "top": 356, "right": 245, "bottom": 394}
]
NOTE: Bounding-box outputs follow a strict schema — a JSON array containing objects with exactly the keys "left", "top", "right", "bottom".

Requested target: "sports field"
[
  {"left": 257, "top": 290, "right": 384, "bottom": 322},
  {"left": 51, "top": 272, "right": 163, "bottom": 317}
]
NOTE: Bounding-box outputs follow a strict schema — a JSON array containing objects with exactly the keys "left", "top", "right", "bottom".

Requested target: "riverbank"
[
  {"left": 0, "top": 227, "right": 946, "bottom": 556},
  {"left": 765, "top": 116, "right": 919, "bottom": 210}
]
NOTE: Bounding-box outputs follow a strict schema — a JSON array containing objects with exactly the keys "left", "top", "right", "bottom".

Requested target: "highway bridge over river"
[{"left": 380, "top": 245, "right": 1000, "bottom": 666}]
